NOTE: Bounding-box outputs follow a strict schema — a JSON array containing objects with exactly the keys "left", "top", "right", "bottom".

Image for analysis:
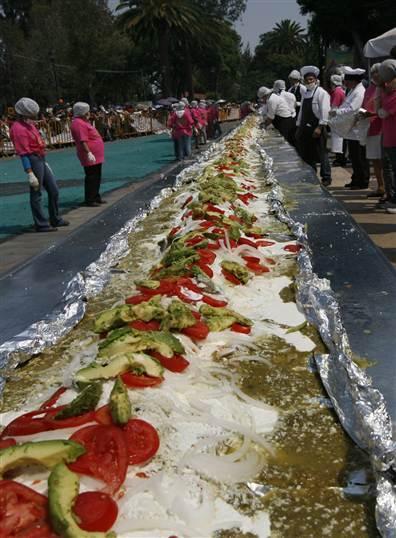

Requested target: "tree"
[
  {"left": 265, "top": 19, "right": 306, "bottom": 54},
  {"left": 116, "top": 0, "right": 202, "bottom": 96},
  {"left": 297, "top": 0, "right": 396, "bottom": 64}
]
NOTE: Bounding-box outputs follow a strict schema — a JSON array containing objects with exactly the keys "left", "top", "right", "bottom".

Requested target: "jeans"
[
  {"left": 346, "top": 140, "right": 370, "bottom": 186},
  {"left": 84, "top": 163, "right": 102, "bottom": 204},
  {"left": 173, "top": 135, "right": 192, "bottom": 161},
  {"left": 29, "top": 154, "right": 61, "bottom": 229},
  {"left": 383, "top": 147, "right": 396, "bottom": 201}
]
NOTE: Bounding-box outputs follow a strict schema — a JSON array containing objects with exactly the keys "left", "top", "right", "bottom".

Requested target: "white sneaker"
[{"left": 386, "top": 206, "right": 396, "bottom": 214}]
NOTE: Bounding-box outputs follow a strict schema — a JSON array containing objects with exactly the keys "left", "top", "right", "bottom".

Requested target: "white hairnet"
[
  {"left": 191, "top": 100, "right": 198, "bottom": 107},
  {"left": 289, "top": 70, "right": 301, "bottom": 80},
  {"left": 379, "top": 59, "right": 396, "bottom": 82},
  {"left": 73, "top": 102, "right": 90, "bottom": 117},
  {"left": 330, "top": 74, "right": 343, "bottom": 87},
  {"left": 180, "top": 97, "right": 189, "bottom": 105},
  {"left": 175, "top": 102, "right": 185, "bottom": 111},
  {"left": 301, "top": 65, "right": 320, "bottom": 78},
  {"left": 370, "top": 63, "right": 381, "bottom": 75},
  {"left": 15, "top": 97, "right": 40, "bottom": 118},
  {"left": 273, "top": 80, "right": 286, "bottom": 91},
  {"left": 257, "top": 86, "right": 271, "bottom": 98}
]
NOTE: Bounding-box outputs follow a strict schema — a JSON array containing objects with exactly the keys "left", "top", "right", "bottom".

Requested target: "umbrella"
[
  {"left": 157, "top": 97, "right": 179, "bottom": 106},
  {"left": 364, "top": 28, "right": 396, "bottom": 58}
]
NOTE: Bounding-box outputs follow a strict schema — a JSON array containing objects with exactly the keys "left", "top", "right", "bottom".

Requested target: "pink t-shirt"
[
  {"left": 10, "top": 120, "right": 46, "bottom": 156},
  {"left": 167, "top": 110, "right": 194, "bottom": 139},
  {"left": 330, "top": 86, "right": 345, "bottom": 108},
  {"left": 71, "top": 117, "right": 105, "bottom": 167},
  {"left": 381, "top": 89, "right": 396, "bottom": 147},
  {"left": 362, "top": 84, "right": 382, "bottom": 137},
  {"left": 190, "top": 108, "right": 201, "bottom": 125},
  {"left": 198, "top": 108, "right": 208, "bottom": 126}
]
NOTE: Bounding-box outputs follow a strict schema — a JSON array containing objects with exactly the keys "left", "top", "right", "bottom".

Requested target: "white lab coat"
[
  {"left": 279, "top": 91, "right": 296, "bottom": 118},
  {"left": 296, "top": 85, "right": 330, "bottom": 127},
  {"left": 266, "top": 93, "right": 292, "bottom": 120},
  {"left": 333, "top": 82, "right": 366, "bottom": 141}
]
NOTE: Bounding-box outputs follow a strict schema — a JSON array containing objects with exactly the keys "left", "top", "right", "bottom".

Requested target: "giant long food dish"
[{"left": 0, "top": 119, "right": 379, "bottom": 537}]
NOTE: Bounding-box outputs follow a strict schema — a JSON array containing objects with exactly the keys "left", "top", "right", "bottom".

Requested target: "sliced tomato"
[
  {"left": 283, "top": 243, "right": 303, "bottom": 253},
  {"left": 182, "top": 195, "right": 193, "bottom": 208},
  {"left": 246, "top": 232, "right": 263, "bottom": 239},
  {"left": 44, "top": 406, "right": 96, "bottom": 431},
  {"left": 123, "top": 419, "right": 160, "bottom": 465},
  {"left": 169, "top": 226, "right": 181, "bottom": 237},
  {"left": 206, "top": 240, "right": 221, "bottom": 250},
  {"left": 211, "top": 227, "right": 225, "bottom": 236},
  {"left": 175, "top": 287, "right": 201, "bottom": 304},
  {"left": 197, "top": 262, "right": 213, "bottom": 278},
  {"left": 185, "top": 235, "right": 205, "bottom": 247},
  {"left": 0, "top": 480, "right": 56, "bottom": 538},
  {"left": 0, "top": 438, "right": 17, "bottom": 449},
  {"left": 265, "top": 257, "right": 276, "bottom": 265},
  {"left": 201, "top": 295, "right": 228, "bottom": 308},
  {"left": 238, "top": 237, "right": 257, "bottom": 248},
  {"left": 231, "top": 323, "right": 252, "bottom": 334},
  {"left": 94, "top": 405, "right": 113, "bottom": 426},
  {"left": 206, "top": 203, "right": 225, "bottom": 214},
  {"left": 197, "top": 248, "right": 216, "bottom": 265},
  {"left": 191, "top": 311, "right": 201, "bottom": 320},
  {"left": 176, "top": 277, "right": 202, "bottom": 294},
  {"left": 256, "top": 239, "right": 275, "bottom": 247},
  {"left": 242, "top": 255, "right": 261, "bottom": 263},
  {"left": 129, "top": 320, "right": 161, "bottom": 331},
  {"left": 125, "top": 293, "right": 151, "bottom": 305},
  {"left": 39, "top": 387, "right": 67, "bottom": 409},
  {"left": 182, "top": 210, "right": 192, "bottom": 220},
  {"left": 69, "top": 425, "right": 128, "bottom": 494},
  {"left": 221, "top": 269, "right": 241, "bottom": 285},
  {"left": 182, "top": 321, "right": 210, "bottom": 340},
  {"left": 121, "top": 372, "right": 163, "bottom": 388},
  {"left": 245, "top": 261, "right": 270, "bottom": 274},
  {"left": 149, "top": 351, "right": 189, "bottom": 373},
  {"left": 73, "top": 491, "right": 118, "bottom": 532},
  {"left": 199, "top": 220, "right": 214, "bottom": 229},
  {"left": 1, "top": 409, "right": 49, "bottom": 437}
]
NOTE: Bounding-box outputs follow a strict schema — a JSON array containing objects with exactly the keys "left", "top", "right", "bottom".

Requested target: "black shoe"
[
  {"left": 96, "top": 199, "right": 107, "bottom": 204},
  {"left": 54, "top": 219, "right": 70, "bottom": 227},
  {"left": 36, "top": 227, "right": 58, "bottom": 233},
  {"left": 322, "top": 179, "right": 332, "bottom": 187},
  {"left": 350, "top": 183, "right": 368, "bottom": 190},
  {"left": 85, "top": 202, "right": 101, "bottom": 207}
]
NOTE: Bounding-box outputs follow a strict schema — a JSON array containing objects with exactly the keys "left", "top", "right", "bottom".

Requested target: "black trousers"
[
  {"left": 272, "top": 116, "right": 296, "bottom": 146},
  {"left": 84, "top": 163, "right": 102, "bottom": 203},
  {"left": 347, "top": 140, "right": 370, "bottom": 186},
  {"left": 295, "top": 127, "right": 332, "bottom": 182}
]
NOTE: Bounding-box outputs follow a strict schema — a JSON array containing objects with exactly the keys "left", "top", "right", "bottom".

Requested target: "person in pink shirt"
[
  {"left": 10, "top": 97, "right": 69, "bottom": 232},
  {"left": 360, "top": 64, "right": 385, "bottom": 197},
  {"left": 167, "top": 102, "right": 194, "bottom": 161},
  {"left": 71, "top": 102, "right": 105, "bottom": 207},
  {"left": 377, "top": 59, "right": 396, "bottom": 213}
]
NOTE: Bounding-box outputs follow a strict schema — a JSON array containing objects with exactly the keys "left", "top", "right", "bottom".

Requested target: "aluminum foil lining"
[
  {"left": 0, "top": 124, "right": 242, "bottom": 398},
  {"left": 258, "top": 141, "right": 396, "bottom": 537}
]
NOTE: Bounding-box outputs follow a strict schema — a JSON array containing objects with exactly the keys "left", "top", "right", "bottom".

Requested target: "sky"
[{"left": 235, "top": 0, "right": 308, "bottom": 50}]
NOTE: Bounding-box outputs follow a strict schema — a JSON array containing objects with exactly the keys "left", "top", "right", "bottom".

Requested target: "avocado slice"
[
  {"left": 94, "top": 304, "right": 134, "bottom": 333},
  {"left": 55, "top": 383, "right": 102, "bottom": 420},
  {"left": 199, "top": 304, "right": 252, "bottom": 332},
  {"left": 110, "top": 377, "right": 131, "bottom": 426},
  {"left": 0, "top": 440, "right": 85, "bottom": 476},
  {"left": 161, "top": 300, "right": 196, "bottom": 331},
  {"left": 74, "top": 352, "right": 163, "bottom": 384},
  {"left": 48, "top": 463, "right": 115, "bottom": 537},
  {"left": 131, "top": 296, "right": 166, "bottom": 322},
  {"left": 98, "top": 328, "right": 184, "bottom": 359},
  {"left": 221, "top": 260, "right": 250, "bottom": 284},
  {"left": 134, "top": 279, "right": 160, "bottom": 289},
  {"left": 74, "top": 354, "right": 132, "bottom": 384}
]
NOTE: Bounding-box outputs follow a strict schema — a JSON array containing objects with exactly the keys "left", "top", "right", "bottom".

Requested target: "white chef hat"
[
  {"left": 257, "top": 86, "right": 271, "bottom": 98},
  {"left": 175, "top": 102, "right": 185, "bottom": 111},
  {"left": 289, "top": 69, "right": 301, "bottom": 80},
  {"left": 180, "top": 97, "right": 189, "bottom": 105},
  {"left": 273, "top": 80, "right": 286, "bottom": 91},
  {"left": 300, "top": 65, "right": 320, "bottom": 78},
  {"left": 191, "top": 100, "right": 198, "bottom": 107},
  {"left": 379, "top": 59, "right": 396, "bottom": 82},
  {"left": 343, "top": 66, "right": 366, "bottom": 76},
  {"left": 330, "top": 74, "right": 343, "bottom": 87},
  {"left": 73, "top": 102, "right": 90, "bottom": 117},
  {"left": 15, "top": 97, "right": 40, "bottom": 118}
]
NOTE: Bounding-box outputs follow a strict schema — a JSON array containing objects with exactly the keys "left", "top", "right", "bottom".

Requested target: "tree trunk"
[
  {"left": 351, "top": 30, "right": 365, "bottom": 67},
  {"left": 185, "top": 42, "right": 193, "bottom": 98},
  {"left": 158, "top": 25, "right": 171, "bottom": 96}
]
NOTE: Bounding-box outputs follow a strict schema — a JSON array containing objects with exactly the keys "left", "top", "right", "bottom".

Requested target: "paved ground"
[{"left": 328, "top": 166, "right": 396, "bottom": 267}]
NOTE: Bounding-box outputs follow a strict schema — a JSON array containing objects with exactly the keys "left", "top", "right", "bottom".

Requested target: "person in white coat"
[
  {"left": 296, "top": 66, "right": 332, "bottom": 186},
  {"left": 257, "top": 86, "right": 295, "bottom": 145},
  {"left": 273, "top": 80, "right": 296, "bottom": 117},
  {"left": 329, "top": 67, "right": 369, "bottom": 189},
  {"left": 288, "top": 69, "right": 305, "bottom": 115}
]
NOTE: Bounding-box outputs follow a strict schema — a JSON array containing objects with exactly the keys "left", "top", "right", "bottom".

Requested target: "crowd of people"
[
  {"left": 167, "top": 98, "right": 222, "bottom": 161},
  {"left": 257, "top": 57, "right": 396, "bottom": 214}
]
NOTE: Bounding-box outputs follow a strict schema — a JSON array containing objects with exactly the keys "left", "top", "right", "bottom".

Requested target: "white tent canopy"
[{"left": 364, "top": 28, "right": 396, "bottom": 58}]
